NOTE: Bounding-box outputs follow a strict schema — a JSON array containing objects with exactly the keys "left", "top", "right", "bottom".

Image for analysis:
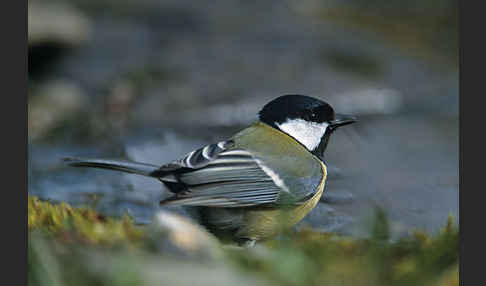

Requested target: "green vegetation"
[
  {"left": 28, "top": 195, "right": 143, "bottom": 246},
  {"left": 28, "top": 195, "right": 458, "bottom": 286}
]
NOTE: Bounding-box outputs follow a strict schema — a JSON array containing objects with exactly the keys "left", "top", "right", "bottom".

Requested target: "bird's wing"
[{"left": 155, "top": 140, "right": 288, "bottom": 208}]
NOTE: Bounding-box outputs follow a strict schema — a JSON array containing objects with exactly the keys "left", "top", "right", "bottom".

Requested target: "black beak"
[{"left": 329, "top": 114, "right": 357, "bottom": 129}]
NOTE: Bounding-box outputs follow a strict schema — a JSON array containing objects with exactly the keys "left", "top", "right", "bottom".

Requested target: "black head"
[{"left": 259, "top": 94, "right": 356, "bottom": 159}]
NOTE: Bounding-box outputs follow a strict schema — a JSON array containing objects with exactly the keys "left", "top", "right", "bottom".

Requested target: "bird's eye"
[{"left": 310, "top": 113, "right": 317, "bottom": 120}]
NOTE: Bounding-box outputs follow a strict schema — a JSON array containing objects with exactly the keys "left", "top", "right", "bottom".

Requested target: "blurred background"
[{"left": 28, "top": 0, "right": 458, "bottom": 239}]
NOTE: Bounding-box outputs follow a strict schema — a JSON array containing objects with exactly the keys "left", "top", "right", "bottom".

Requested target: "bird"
[{"left": 65, "top": 94, "right": 356, "bottom": 246}]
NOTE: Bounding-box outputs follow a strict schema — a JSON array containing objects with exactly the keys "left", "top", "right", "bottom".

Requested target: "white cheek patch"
[{"left": 276, "top": 119, "right": 328, "bottom": 151}]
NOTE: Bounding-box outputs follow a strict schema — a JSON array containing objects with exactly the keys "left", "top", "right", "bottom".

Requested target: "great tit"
[{"left": 66, "top": 94, "right": 356, "bottom": 246}]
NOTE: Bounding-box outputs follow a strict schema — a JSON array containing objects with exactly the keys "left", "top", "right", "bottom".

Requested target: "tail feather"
[{"left": 64, "top": 157, "right": 160, "bottom": 177}]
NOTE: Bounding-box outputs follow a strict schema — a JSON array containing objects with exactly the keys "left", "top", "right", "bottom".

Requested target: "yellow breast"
[{"left": 237, "top": 161, "right": 327, "bottom": 241}]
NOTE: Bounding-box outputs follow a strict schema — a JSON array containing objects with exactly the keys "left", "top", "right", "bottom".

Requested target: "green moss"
[{"left": 28, "top": 195, "right": 144, "bottom": 246}]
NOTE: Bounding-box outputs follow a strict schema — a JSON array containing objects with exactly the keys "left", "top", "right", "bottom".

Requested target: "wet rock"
[
  {"left": 147, "top": 210, "right": 222, "bottom": 259},
  {"left": 28, "top": 81, "right": 86, "bottom": 141}
]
